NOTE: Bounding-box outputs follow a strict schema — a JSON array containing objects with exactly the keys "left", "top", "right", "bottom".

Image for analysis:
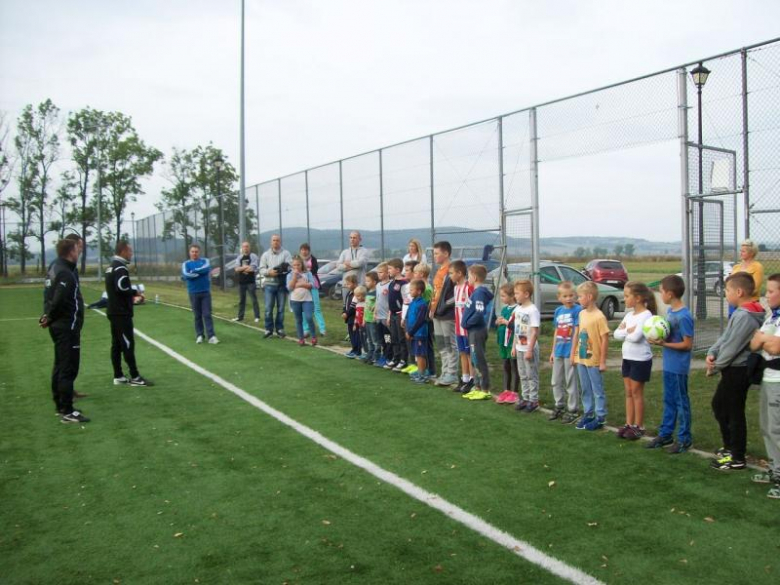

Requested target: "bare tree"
[{"left": 0, "top": 111, "right": 16, "bottom": 276}]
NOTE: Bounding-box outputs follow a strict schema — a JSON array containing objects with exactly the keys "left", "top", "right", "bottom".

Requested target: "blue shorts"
[
  {"left": 622, "top": 359, "right": 652, "bottom": 383},
  {"left": 413, "top": 338, "right": 427, "bottom": 357},
  {"left": 456, "top": 335, "right": 470, "bottom": 353}
]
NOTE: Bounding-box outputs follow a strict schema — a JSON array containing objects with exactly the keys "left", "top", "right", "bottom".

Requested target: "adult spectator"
[
  {"left": 233, "top": 241, "right": 260, "bottom": 323},
  {"left": 337, "top": 231, "right": 370, "bottom": 299},
  {"left": 106, "top": 240, "right": 149, "bottom": 386},
  {"left": 732, "top": 239, "right": 764, "bottom": 301},
  {"left": 259, "top": 234, "right": 292, "bottom": 338},
  {"left": 40, "top": 238, "right": 89, "bottom": 423},
  {"left": 181, "top": 244, "right": 218, "bottom": 344},
  {"left": 403, "top": 237, "right": 428, "bottom": 266}
]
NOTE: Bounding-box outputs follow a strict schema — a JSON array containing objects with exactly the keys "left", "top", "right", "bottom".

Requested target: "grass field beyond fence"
[{"left": 1, "top": 285, "right": 777, "bottom": 585}]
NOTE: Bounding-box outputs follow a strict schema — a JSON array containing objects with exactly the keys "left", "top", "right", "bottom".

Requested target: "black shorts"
[{"left": 622, "top": 359, "right": 652, "bottom": 383}]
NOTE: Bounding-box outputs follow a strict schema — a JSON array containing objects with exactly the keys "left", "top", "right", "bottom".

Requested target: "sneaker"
[
  {"left": 263, "top": 331, "right": 274, "bottom": 339},
  {"left": 508, "top": 392, "right": 520, "bottom": 403},
  {"left": 277, "top": 330, "right": 286, "bottom": 339},
  {"left": 514, "top": 399, "right": 529, "bottom": 411},
  {"left": 412, "top": 375, "right": 429, "bottom": 385},
  {"left": 495, "top": 391, "right": 511, "bottom": 404},
  {"left": 196, "top": 335, "right": 204, "bottom": 344},
  {"left": 358, "top": 353, "right": 370, "bottom": 361},
  {"left": 208, "top": 336, "right": 219, "bottom": 344},
  {"left": 646, "top": 435, "right": 674, "bottom": 449},
  {"left": 374, "top": 357, "right": 388, "bottom": 368},
  {"left": 392, "top": 361, "right": 407, "bottom": 373},
  {"left": 584, "top": 416, "right": 606, "bottom": 431},
  {"left": 575, "top": 416, "right": 593, "bottom": 430},
  {"left": 232, "top": 317, "right": 243, "bottom": 322},
  {"left": 345, "top": 351, "right": 359, "bottom": 359},
  {"left": 616, "top": 424, "right": 631, "bottom": 438},
  {"left": 114, "top": 376, "right": 129, "bottom": 385},
  {"left": 667, "top": 441, "right": 692, "bottom": 454},
  {"left": 715, "top": 447, "right": 730, "bottom": 459},
  {"left": 254, "top": 318, "right": 260, "bottom": 323},
  {"left": 434, "top": 375, "right": 458, "bottom": 387},
  {"left": 406, "top": 365, "right": 419, "bottom": 375},
  {"left": 462, "top": 389, "right": 479, "bottom": 399},
  {"left": 710, "top": 453, "right": 746, "bottom": 471},
  {"left": 561, "top": 412, "right": 579, "bottom": 425},
  {"left": 768, "top": 483, "right": 780, "bottom": 499},
  {"left": 384, "top": 360, "right": 397, "bottom": 370},
  {"left": 751, "top": 471, "right": 774, "bottom": 484},
  {"left": 311, "top": 337, "right": 318, "bottom": 346},
  {"left": 623, "top": 426, "right": 643, "bottom": 441},
  {"left": 129, "top": 376, "right": 150, "bottom": 387},
  {"left": 298, "top": 339, "right": 306, "bottom": 346},
  {"left": 548, "top": 408, "right": 564, "bottom": 421},
  {"left": 459, "top": 379, "right": 475, "bottom": 394},
  {"left": 468, "top": 390, "right": 492, "bottom": 400},
  {"left": 523, "top": 401, "right": 539, "bottom": 413},
  {"left": 61, "top": 410, "right": 91, "bottom": 424}
]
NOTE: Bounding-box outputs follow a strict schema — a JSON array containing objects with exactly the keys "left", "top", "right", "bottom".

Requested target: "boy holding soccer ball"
[{"left": 646, "top": 275, "right": 695, "bottom": 453}]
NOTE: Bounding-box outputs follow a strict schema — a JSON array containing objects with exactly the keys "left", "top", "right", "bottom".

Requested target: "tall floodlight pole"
[
  {"left": 691, "top": 62, "right": 711, "bottom": 319},
  {"left": 95, "top": 125, "right": 103, "bottom": 277},
  {"left": 238, "top": 0, "right": 246, "bottom": 244},
  {"left": 215, "top": 156, "right": 226, "bottom": 291}
]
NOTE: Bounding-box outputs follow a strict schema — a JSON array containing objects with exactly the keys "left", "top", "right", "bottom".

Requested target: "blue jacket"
[
  {"left": 406, "top": 297, "right": 429, "bottom": 339},
  {"left": 461, "top": 285, "right": 494, "bottom": 331},
  {"left": 181, "top": 258, "right": 212, "bottom": 294}
]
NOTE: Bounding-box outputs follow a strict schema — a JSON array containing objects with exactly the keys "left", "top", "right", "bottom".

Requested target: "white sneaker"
[
  {"left": 208, "top": 336, "right": 219, "bottom": 344},
  {"left": 113, "top": 376, "right": 129, "bottom": 385},
  {"left": 196, "top": 336, "right": 204, "bottom": 344},
  {"left": 231, "top": 317, "right": 242, "bottom": 322},
  {"left": 254, "top": 318, "right": 260, "bottom": 323}
]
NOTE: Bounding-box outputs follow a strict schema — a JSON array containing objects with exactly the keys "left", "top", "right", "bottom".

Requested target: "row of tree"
[
  {"left": 573, "top": 244, "right": 636, "bottom": 259},
  {"left": 0, "top": 99, "right": 247, "bottom": 275}
]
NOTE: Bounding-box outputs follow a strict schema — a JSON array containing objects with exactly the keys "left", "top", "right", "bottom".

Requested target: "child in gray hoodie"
[{"left": 706, "top": 272, "right": 766, "bottom": 471}]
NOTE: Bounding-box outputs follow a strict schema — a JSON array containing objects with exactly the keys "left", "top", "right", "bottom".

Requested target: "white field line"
[
  {"left": 0, "top": 317, "right": 40, "bottom": 321},
  {"left": 93, "top": 307, "right": 603, "bottom": 585}
]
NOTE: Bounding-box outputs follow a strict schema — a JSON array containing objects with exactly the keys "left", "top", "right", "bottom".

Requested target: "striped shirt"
[{"left": 454, "top": 282, "right": 473, "bottom": 336}]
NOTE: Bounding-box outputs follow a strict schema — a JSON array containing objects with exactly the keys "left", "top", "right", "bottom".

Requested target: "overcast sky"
[{"left": 1, "top": 0, "right": 778, "bottom": 243}]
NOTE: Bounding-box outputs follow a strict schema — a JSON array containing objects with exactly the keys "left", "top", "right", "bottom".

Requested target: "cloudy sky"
[{"left": 1, "top": 0, "right": 778, "bottom": 243}]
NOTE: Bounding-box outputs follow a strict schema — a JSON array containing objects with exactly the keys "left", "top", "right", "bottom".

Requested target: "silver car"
[{"left": 489, "top": 261, "right": 625, "bottom": 320}]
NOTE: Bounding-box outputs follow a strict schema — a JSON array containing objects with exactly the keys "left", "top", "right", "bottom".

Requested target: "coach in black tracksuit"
[
  {"left": 42, "top": 239, "right": 89, "bottom": 423},
  {"left": 105, "top": 241, "right": 147, "bottom": 386}
]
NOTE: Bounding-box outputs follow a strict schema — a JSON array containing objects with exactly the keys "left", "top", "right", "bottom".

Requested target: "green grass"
[{"left": 2, "top": 285, "right": 778, "bottom": 584}]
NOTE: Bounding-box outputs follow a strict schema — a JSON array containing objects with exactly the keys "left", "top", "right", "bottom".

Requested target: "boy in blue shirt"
[
  {"left": 181, "top": 244, "right": 218, "bottom": 344},
  {"left": 549, "top": 281, "right": 582, "bottom": 423},
  {"left": 647, "top": 275, "right": 694, "bottom": 453},
  {"left": 405, "top": 280, "right": 430, "bottom": 384},
  {"left": 461, "top": 264, "right": 494, "bottom": 400}
]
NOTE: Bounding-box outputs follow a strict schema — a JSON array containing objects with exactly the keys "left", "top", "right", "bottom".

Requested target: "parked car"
[
  {"left": 583, "top": 259, "right": 629, "bottom": 287},
  {"left": 677, "top": 260, "right": 734, "bottom": 296},
  {"left": 488, "top": 261, "right": 625, "bottom": 320},
  {"left": 209, "top": 255, "right": 239, "bottom": 288},
  {"left": 319, "top": 261, "right": 380, "bottom": 300},
  {"left": 425, "top": 244, "right": 501, "bottom": 273}
]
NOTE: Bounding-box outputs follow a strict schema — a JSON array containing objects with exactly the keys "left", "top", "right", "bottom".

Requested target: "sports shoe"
[
  {"left": 61, "top": 410, "right": 90, "bottom": 424},
  {"left": 392, "top": 361, "right": 407, "bottom": 372},
  {"left": 232, "top": 317, "right": 243, "bottom": 322},
  {"left": 434, "top": 374, "right": 459, "bottom": 387},
  {"left": 768, "top": 483, "right": 780, "bottom": 499},
  {"left": 646, "top": 435, "right": 674, "bottom": 449},
  {"left": 208, "top": 336, "right": 219, "bottom": 344},
  {"left": 459, "top": 379, "right": 475, "bottom": 394},
  {"left": 508, "top": 392, "right": 520, "bottom": 402},
  {"left": 461, "top": 389, "right": 478, "bottom": 399},
  {"left": 495, "top": 391, "right": 511, "bottom": 404},
  {"left": 406, "top": 365, "right": 419, "bottom": 375},
  {"left": 298, "top": 338, "right": 306, "bottom": 346},
  {"left": 548, "top": 408, "right": 564, "bottom": 421},
  {"left": 715, "top": 447, "right": 730, "bottom": 459},
  {"left": 468, "top": 390, "right": 492, "bottom": 400},
  {"left": 129, "top": 376, "right": 150, "bottom": 387},
  {"left": 358, "top": 353, "right": 370, "bottom": 361},
  {"left": 584, "top": 416, "right": 606, "bottom": 431},
  {"left": 616, "top": 424, "right": 631, "bottom": 438},
  {"left": 384, "top": 360, "right": 397, "bottom": 370},
  {"left": 263, "top": 331, "right": 273, "bottom": 339},
  {"left": 196, "top": 335, "right": 204, "bottom": 344},
  {"left": 623, "top": 426, "right": 644, "bottom": 441},
  {"left": 345, "top": 351, "right": 359, "bottom": 359},
  {"left": 311, "top": 337, "right": 318, "bottom": 346},
  {"left": 576, "top": 416, "right": 594, "bottom": 430},
  {"left": 751, "top": 471, "right": 774, "bottom": 484},
  {"left": 667, "top": 441, "right": 692, "bottom": 454},
  {"left": 561, "top": 412, "right": 579, "bottom": 424},
  {"left": 374, "top": 357, "right": 388, "bottom": 368},
  {"left": 254, "top": 318, "right": 260, "bottom": 323},
  {"left": 710, "top": 453, "right": 746, "bottom": 471},
  {"left": 514, "top": 399, "right": 529, "bottom": 411},
  {"left": 114, "top": 376, "right": 129, "bottom": 385},
  {"left": 277, "top": 330, "right": 286, "bottom": 339},
  {"left": 523, "top": 401, "right": 539, "bottom": 413},
  {"left": 412, "top": 375, "right": 429, "bottom": 385}
]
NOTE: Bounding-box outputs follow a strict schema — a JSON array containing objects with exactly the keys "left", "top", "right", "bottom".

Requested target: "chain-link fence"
[{"left": 131, "top": 38, "right": 780, "bottom": 350}]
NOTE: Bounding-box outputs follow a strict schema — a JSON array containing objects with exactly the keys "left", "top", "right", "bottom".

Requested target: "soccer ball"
[{"left": 642, "top": 315, "right": 670, "bottom": 341}]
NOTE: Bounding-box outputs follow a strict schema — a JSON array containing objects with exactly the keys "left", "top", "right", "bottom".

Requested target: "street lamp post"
[
  {"left": 215, "top": 156, "right": 225, "bottom": 292},
  {"left": 691, "top": 62, "right": 711, "bottom": 320}
]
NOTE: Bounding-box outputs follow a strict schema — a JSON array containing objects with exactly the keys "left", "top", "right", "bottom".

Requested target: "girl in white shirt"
[{"left": 614, "top": 282, "right": 657, "bottom": 440}]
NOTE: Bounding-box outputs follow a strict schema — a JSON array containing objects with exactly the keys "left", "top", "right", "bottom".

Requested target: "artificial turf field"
[{"left": 0, "top": 286, "right": 777, "bottom": 584}]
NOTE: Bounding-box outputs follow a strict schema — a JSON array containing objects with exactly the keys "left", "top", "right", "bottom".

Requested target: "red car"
[{"left": 583, "top": 259, "right": 629, "bottom": 288}]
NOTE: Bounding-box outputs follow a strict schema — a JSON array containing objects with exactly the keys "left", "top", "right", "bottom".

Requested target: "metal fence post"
[
  {"left": 151, "top": 213, "right": 159, "bottom": 277},
  {"left": 379, "top": 149, "right": 385, "bottom": 260},
  {"left": 305, "top": 170, "right": 311, "bottom": 245},
  {"left": 741, "top": 48, "right": 751, "bottom": 238},
  {"left": 339, "top": 160, "right": 345, "bottom": 250},
  {"left": 255, "top": 185, "right": 261, "bottom": 251},
  {"left": 161, "top": 210, "right": 168, "bottom": 272},
  {"left": 677, "top": 68, "right": 692, "bottom": 309},
  {"left": 277, "top": 178, "right": 282, "bottom": 237},
  {"left": 429, "top": 135, "right": 435, "bottom": 249},
  {"left": 529, "top": 109, "right": 540, "bottom": 298},
  {"left": 498, "top": 117, "right": 506, "bottom": 259}
]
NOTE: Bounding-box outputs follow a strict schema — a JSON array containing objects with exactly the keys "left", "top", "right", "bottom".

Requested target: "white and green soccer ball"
[{"left": 642, "top": 315, "right": 670, "bottom": 341}]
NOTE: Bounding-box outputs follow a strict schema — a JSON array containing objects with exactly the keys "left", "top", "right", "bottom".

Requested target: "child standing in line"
[
  {"left": 400, "top": 260, "right": 419, "bottom": 374},
  {"left": 354, "top": 286, "right": 367, "bottom": 359},
  {"left": 461, "top": 264, "right": 494, "bottom": 400},
  {"left": 405, "top": 280, "right": 430, "bottom": 384},
  {"left": 571, "top": 281, "right": 610, "bottom": 431},
  {"left": 373, "top": 263, "right": 391, "bottom": 367},
  {"left": 548, "top": 281, "right": 581, "bottom": 422},
  {"left": 613, "top": 281, "right": 656, "bottom": 440},
  {"left": 495, "top": 283, "right": 519, "bottom": 404},
  {"left": 286, "top": 255, "right": 318, "bottom": 346},
  {"left": 749, "top": 273, "right": 780, "bottom": 498},
  {"left": 362, "top": 271, "right": 379, "bottom": 364},
  {"left": 512, "top": 279, "right": 541, "bottom": 412},
  {"left": 450, "top": 260, "right": 475, "bottom": 393},
  {"left": 647, "top": 275, "right": 695, "bottom": 454},
  {"left": 414, "top": 263, "right": 437, "bottom": 379},
  {"left": 385, "top": 258, "right": 408, "bottom": 372},
  {"left": 706, "top": 272, "right": 765, "bottom": 471},
  {"left": 342, "top": 274, "right": 360, "bottom": 358}
]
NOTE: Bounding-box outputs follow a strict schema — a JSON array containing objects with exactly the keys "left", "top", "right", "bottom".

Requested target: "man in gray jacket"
[
  {"left": 259, "top": 234, "right": 292, "bottom": 338},
  {"left": 234, "top": 241, "right": 260, "bottom": 323},
  {"left": 337, "top": 231, "right": 370, "bottom": 300}
]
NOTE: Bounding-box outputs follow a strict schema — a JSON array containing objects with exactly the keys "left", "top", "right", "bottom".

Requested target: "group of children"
[{"left": 320, "top": 241, "right": 780, "bottom": 499}]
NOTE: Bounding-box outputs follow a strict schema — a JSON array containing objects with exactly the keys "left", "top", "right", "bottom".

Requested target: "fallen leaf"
[
  {"left": 704, "top": 517, "right": 715, "bottom": 523},
  {"left": 322, "top": 520, "right": 331, "bottom": 525},
  {"left": 679, "top": 559, "right": 688, "bottom": 564},
  {"left": 548, "top": 481, "right": 556, "bottom": 488},
  {"left": 174, "top": 532, "right": 184, "bottom": 538}
]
